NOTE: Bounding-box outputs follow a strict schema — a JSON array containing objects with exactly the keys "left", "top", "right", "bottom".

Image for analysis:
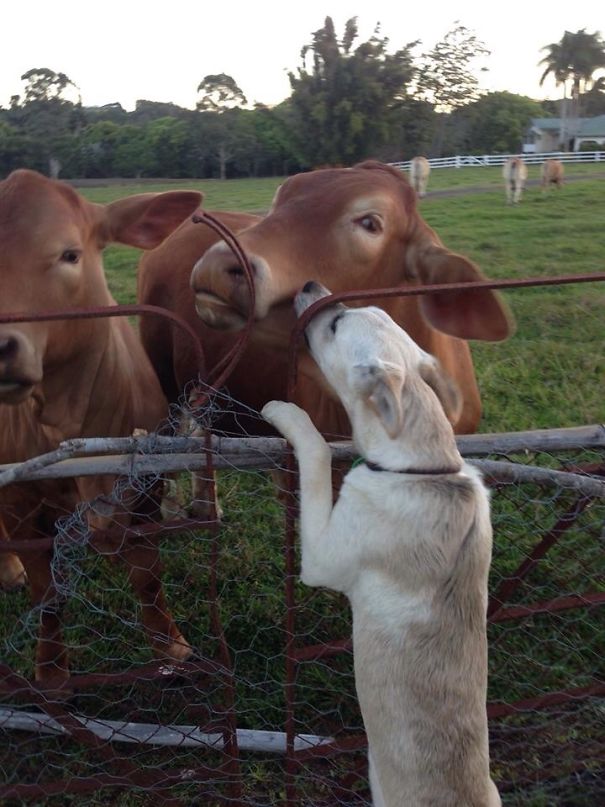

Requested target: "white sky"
[{"left": 2, "top": 2, "right": 604, "bottom": 111}]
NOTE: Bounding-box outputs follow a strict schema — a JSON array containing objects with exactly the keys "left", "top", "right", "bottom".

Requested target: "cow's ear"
[
  {"left": 419, "top": 357, "right": 462, "bottom": 425},
  {"left": 406, "top": 229, "right": 514, "bottom": 342},
  {"left": 105, "top": 191, "right": 203, "bottom": 250}
]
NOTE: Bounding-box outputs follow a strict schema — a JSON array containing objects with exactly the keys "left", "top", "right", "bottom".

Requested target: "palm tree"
[{"left": 539, "top": 29, "right": 605, "bottom": 149}]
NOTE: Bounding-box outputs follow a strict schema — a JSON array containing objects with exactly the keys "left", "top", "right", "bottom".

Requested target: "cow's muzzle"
[{"left": 0, "top": 330, "right": 42, "bottom": 404}]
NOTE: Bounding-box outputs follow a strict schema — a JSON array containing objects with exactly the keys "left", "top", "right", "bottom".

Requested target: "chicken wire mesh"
[{"left": 0, "top": 377, "right": 603, "bottom": 807}]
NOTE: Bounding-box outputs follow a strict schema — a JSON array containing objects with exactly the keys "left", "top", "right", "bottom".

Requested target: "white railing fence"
[{"left": 391, "top": 150, "right": 605, "bottom": 170}]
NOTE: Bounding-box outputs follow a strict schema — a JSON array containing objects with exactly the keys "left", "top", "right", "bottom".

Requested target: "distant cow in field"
[
  {"left": 0, "top": 169, "right": 201, "bottom": 684},
  {"left": 541, "top": 159, "right": 564, "bottom": 190},
  {"left": 502, "top": 157, "right": 528, "bottom": 204},
  {"left": 409, "top": 156, "right": 431, "bottom": 197},
  {"left": 139, "top": 160, "right": 512, "bottom": 445}
]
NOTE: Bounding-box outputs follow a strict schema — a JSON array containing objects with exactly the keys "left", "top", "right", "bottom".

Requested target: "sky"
[{"left": 2, "top": 2, "right": 604, "bottom": 112}]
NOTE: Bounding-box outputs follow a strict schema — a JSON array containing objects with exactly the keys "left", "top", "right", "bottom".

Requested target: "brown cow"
[
  {"left": 139, "top": 162, "right": 512, "bottom": 445},
  {"left": 0, "top": 169, "right": 202, "bottom": 684},
  {"left": 541, "top": 158, "right": 564, "bottom": 190}
]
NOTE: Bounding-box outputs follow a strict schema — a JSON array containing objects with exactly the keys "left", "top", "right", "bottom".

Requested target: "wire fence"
[{"left": 0, "top": 372, "right": 603, "bottom": 805}]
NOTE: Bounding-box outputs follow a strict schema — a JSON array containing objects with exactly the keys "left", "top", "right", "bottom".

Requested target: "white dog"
[{"left": 262, "top": 282, "right": 500, "bottom": 807}]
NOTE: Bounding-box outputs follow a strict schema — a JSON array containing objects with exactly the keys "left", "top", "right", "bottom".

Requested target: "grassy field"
[{"left": 1, "top": 168, "right": 604, "bottom": 806}]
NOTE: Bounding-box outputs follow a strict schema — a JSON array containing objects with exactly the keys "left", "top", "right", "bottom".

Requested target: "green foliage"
[
  {"left": 451, "top": 92, "right": 546, "bottom": 154},
  {"left": 19, "top": 66, "right": 78, "bottom": 104},
  {"left": 196, "top": 73, "right": 247, "bottom": 112},
  {"left": 416, "top": 23, "right": 491, "bottom": 113},
  {"left": 287, "top": 16, "right": 417, "bottom": 166},
  {"left": 539, "top": 29, "right": 605, "bottom": 96}
]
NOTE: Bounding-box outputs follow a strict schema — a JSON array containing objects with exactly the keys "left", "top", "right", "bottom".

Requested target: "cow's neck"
[{"left": 35, "top": 322, "right": 151, "bottom": 443}]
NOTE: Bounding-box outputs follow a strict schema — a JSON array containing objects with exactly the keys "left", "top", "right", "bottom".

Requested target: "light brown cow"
[
  {"left": 502, "top": 157, "right": 528, "bottom": 204},
  {"left": 0, "top": 169, "right": 202, "bottom": 684},
  {"left": 541, "top": 158, "right": 564, "bottom": 190},
  {"left": 139, "top": 161, "right": 512, "bottom": 444},
  {"left": 409, "top": 156, "right": 431, "bottom": 198}
]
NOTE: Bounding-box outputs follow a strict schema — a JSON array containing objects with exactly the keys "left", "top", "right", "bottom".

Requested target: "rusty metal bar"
[
  {"left": 0, "top": 762, "right": 243, "bottom": 802},
  {"left": 489, "top": 591, "right": 605, "bottom": 623},
  {"left": 0, "top": 302, "right": 208, "bottom": 381},
  {"left": 487, "top": 682, "right": 605, "bottom": 719},
  {"left": 189, "top": 212, "right": 256, "bottom": 400},
  {"left": 286, "top": 271, "right": 605, "bottom": 392},
  {"left": 487, "top": 495, "right": 592, "bottom": 619},
  {"left": 284, "top": 451, "right": 300, "bottom": 807},
  {"left": 291, "top": 589, "right": 605, "bottom": 664}
]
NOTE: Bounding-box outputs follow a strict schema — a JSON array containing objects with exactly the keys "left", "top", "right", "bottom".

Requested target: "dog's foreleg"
[
  {"left": 262, "top": 401, "right": 342, "bottom": 584},
  {"left": 262, "top": 400, "right": 332, "bottom": 533}
]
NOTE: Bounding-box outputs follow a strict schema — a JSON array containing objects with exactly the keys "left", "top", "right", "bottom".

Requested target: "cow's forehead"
[
  {"left": 0, "top": 170, "right": 93, "bottom": 244},
  {"left": 275, "top": 165, "right": 409, "bottom": 209}
]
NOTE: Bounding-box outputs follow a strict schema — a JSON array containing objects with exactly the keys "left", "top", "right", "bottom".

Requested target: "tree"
[
  {"left": 288, "top": 16, "right": 417, "bottom": 166},
  {"left": 415, "top": 23, "right": 490, "bottom": 156},
  {"left": 452, "top": 92, "right": 545, "bottom": 154},
  {"left": 7, "top": 67, "right": 83, "bottom": 176},
  {"left": 143, "top": 117, "right": 191, "bottom": 177},
  {"left": 196, "top": 74, "right": 247, "bottom": 112},
  {"left": 20, "top": 67, "right": 79, "bottom": 104},
  {"left": 539, "top": 29, "right": 605, "bottom": 148},
  {"left": 0, "top": 121, "right": 34, "bottom": 175}
]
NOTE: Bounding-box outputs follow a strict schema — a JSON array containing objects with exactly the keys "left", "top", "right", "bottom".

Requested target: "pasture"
[{"left": 1, "top": 166, "right": 604, "bottom": 805}]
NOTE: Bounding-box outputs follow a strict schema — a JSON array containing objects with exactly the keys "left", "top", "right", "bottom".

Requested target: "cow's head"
[
  {"left": 190, "top": 160, "right": 512, "bottom": 342},
  {"left": 0, "top": 169, "right": 202, "bottom": 405}
]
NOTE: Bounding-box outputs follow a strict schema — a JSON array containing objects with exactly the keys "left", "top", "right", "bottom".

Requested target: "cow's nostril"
[
  {"left": 0, "top": 335, "right": 19, "bottom": 360},
  {"left": 226, "top": 259, "right": 257, "bottom": 279},
  {"left": 302, "top": 280, "right": 317, "bottom": 294}
]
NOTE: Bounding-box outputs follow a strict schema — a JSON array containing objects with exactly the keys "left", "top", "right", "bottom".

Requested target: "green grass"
[
  {"left": 2, "top": 169, "right": 604, "bottom": 805},
  {"left": 79, "top": 176, "right": 283, "bottom": 213}
]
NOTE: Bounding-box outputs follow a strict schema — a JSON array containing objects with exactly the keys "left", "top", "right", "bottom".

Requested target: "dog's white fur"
[{"left": 262, "top": 283, "right": 500, "bottom": 807}]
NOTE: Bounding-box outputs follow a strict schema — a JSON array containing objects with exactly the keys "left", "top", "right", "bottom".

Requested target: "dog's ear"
[
  {"left": 419, "top": 358, "right": 463, "bottom": 425},
  {"left": 352, "top": 361, "right": 404, "bottom": 439}
]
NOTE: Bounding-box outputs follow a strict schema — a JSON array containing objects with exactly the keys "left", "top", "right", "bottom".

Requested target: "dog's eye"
[
  {"left": 356, "top": 214, "right": 381, "bottom": 234},
  {"left": 330, "top": 313, "right": 344, "bottom": 334}
]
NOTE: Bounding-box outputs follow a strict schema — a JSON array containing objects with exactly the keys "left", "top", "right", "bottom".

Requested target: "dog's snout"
[
  {"left": 302, "top": 280, "right": 318, "bottom": 294},
  {"left": 295, "top": 281, "right": 333, "bottom": 318}
]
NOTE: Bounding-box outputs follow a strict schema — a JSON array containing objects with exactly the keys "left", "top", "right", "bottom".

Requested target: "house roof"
[
  {"left": 578, "top": 114, "right": 605, "bottom": 136},
  {"left": 530, "top": 115, "right": 605, "bottom": 136}
]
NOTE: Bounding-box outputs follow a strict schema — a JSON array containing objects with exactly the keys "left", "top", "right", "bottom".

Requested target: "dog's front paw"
[{"left": 261, "top": 400, "right": 318, "bottom": 445}]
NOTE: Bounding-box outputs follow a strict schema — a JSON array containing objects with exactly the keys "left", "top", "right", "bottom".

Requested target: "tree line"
[{"left": 1, "top": 20, "right": 604, "bottom": 180}]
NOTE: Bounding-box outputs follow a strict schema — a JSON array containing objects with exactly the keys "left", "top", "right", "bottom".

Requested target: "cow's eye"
[
  {"left": 227, "top": 266, "right": 245, "bottom": 277},
  {"left": 357, "top": 215, "right": 381, "bottom": 234},
  {"left": 61, "top": 249, "right": 81, "bottom": 264}
]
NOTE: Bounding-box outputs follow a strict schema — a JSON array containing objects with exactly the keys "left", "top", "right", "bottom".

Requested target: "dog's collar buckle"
[{"left": 363, "top": 460, "right": 462, "bottom": 476}]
